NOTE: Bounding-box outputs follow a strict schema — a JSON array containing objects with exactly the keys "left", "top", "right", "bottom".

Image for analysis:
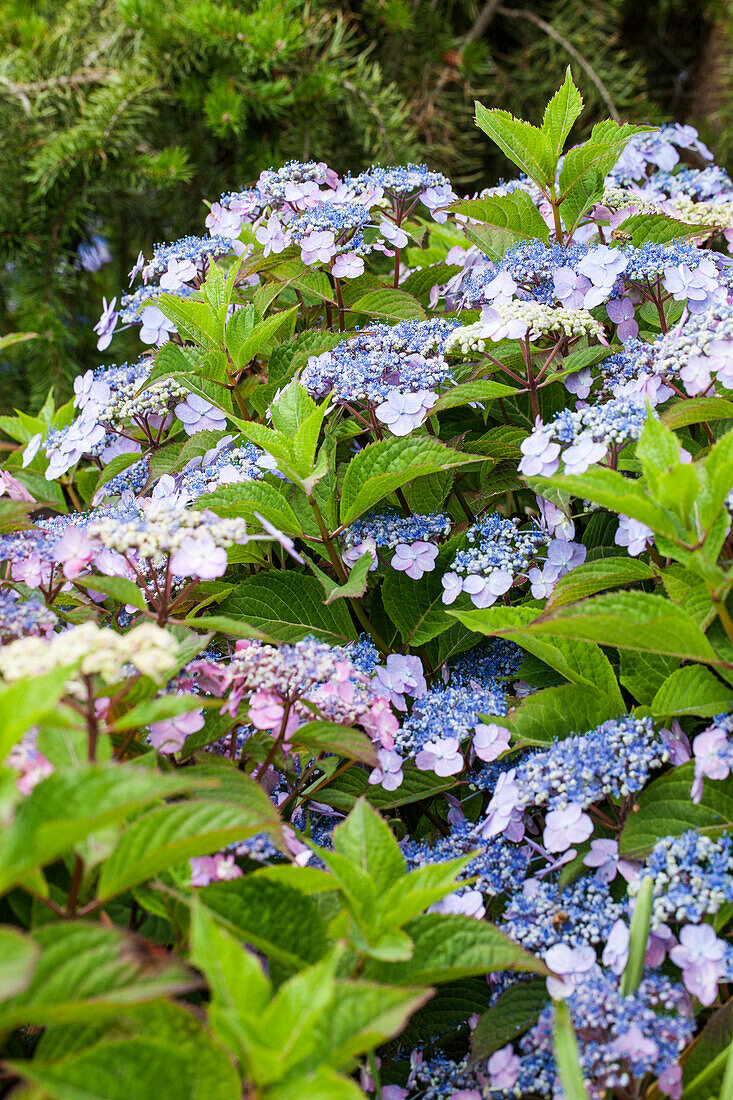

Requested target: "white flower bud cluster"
[
  {"left": 601, "top": 188, "right": 662, "bottom": 215},
  {"left": 496, "top": 301, "right": 606, "bottom": 340},
  {"left": 87, "top": 501, "right": 249, "bottom": 560},
  {"left": 445, "top": 301, "right": 605, "bottom": 354},
  {"left": 0, "top": 622, "right": 178, "bottom": 693},
  {"left": 444, "top": 321, "right": 492, "bottom": 356},
  {"left": 106, "top": 376, "right": 190, "bottom": 423},
  {"left": 670, "top": 195, "right": 733, "bottom": 231}
]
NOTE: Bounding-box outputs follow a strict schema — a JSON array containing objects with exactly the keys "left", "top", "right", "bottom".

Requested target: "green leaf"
[
  {"left": 651, "top": 665, "right": 733, "bottom": 718},
  {"left": 74, "top": 574, "right": 147, "bottom": 611},
  {"left": 92, "top": 452, "right": 145, "bottom": 495},
  {"left": 683, "top": 999, "right": 733, "bottom": 1099},
  {"left": 308, "top": 980, "right": 431, "bottom": 1070},
  {"left": 219, "top": 572, "right": 357, "bottom": 644},
  {"left": 453, "top": 192, "right": 550, "bottom": 258},
  {"left": 619, "top": 764, "right": 733, "bottom": 858},
  {"left": 0, "top": 665, "right": 76, "bottom": 762},
  {"left": 505, "top": 592, "right": 720, "bottom": 664},
  {"left": 112, "top": 693, "right": 209, "bottom": 732},
  {"left": 0, "top": 766, "right": 205, "bottom": 895},
  {"left": 293, "top": 721, "right": 378, "bottom": 766},
  {"left": 553, "top": 1001, "right": 590, "bottom": 1100},
  {"left": 559, "top": 123, "right": 652, "bottom": 200},
  {"left": 399, "top": 263, "right": 462, "bottom": 300},
  {"left": 474, "top": 101, "right": 556, "bottom": 187},
  {"left": 350, "top": 289, "right": 426, "bottom": 321},
  {"left": 332, "top": 798, "right": 405, "bottom": 892},
  {"left": 227, "top": 306, "right": 298, "bottom": 368},
  {"left": 265, "top": 1066, "right": 364, "bottom": 1100},
  {"left": 321, "top": 552, "right": 372, "bottom": 604},
  {"left": 430, "top": 379, "right": 519, "bottom": 414},
  {"left": 619, "top": 650, "right": 680, "bottom": 705},
  {"left": 201, "top": 875, "right": 328, "bottom": 971},
  {"left": 97, "top": 797, "right": 280, "bottom": 901},
  {"left": 472, "top": 979, "right": 549, "bottom": 1059},
  {"left": 340, "top": 436, "right": 476, "bottom": 524},
  {"left": 546, "top": 557, "right": 654, "bottom": 609},
  {"left": 499, "top": 681, "right": 623, "bottom": 744},
  {"left": 528, "top": 466, "right": 683, "bottom": 541},
  {"left": 364, "top": 913, "right": 548, "bottom": 985},
  {"left": 661, "top": 397, "right": 733, "bottom": 430},
  {"left": 615, "top": 211, "right": 718, "bottom": 246},
  {"left": 156, "top": 293, "right": 224, "bottom": 349},
  {"left": 378, "top": 860, "right": 473, "bottom": 932},
  {"left": 190, "top": 898, "right": 271, "bottom": 1036},
  {"left": 0, "top": 926, "right": 40, "bottom": 1001},
  {"left": 310, "top": 761, "right": 458, "bottom": 813},
  {"left": 541, "top": 67, "right": 583, "bottom": 155},
  {"left": 0, "top": 923, "right": 197, "bottom": 1029},
  {"left": 382, "top": 545, "right": 471, "bottom": 647},
  {"left": 9, "top": 1034, "right": 240, "bottom": 1100},
  {"left": 195, "top": 481, "right": 303, "bottom": 536},
  {"left": 620, "top": 876, "right": 652, "bottom": 995}
]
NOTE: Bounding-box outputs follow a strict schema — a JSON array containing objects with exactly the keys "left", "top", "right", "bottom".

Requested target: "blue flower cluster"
[
  {"left": 143, "top": 235, "right": 232, "bottom": 278},
  {"left": 607, "top": 122, "right": 713, "bottom": 186},
  {"left": 395, "top": 681, "right": 509, "bottom": 758},
  {"left": 510, "top": 714, "right": 667, "bottom": 813},
  {"left": 514, "top": 968, "right": 693, "bottom": 1100},
  {"left": 288, "top": 201, "right": 372, "bottom": 244},
  {"left": 501, "top": 878, "right": 623, "bottom": 952},
  {"left": 0, "top": 591, "right": 57, "bottom": 642},
  {"left": 551, "top": 397, "right": 648, "bottom": 448},
  {"left": 341, "top": 509, "right": 452, "bottom": 552},
  {"left": 449, "top": 638, "right": 524, "bottom": 686},
  {"left": 401, "top": 816, "right": 530, "bottom": 897},
  {"left": 634, "top": 830, "right": 733, "bottom": 927},
  {"left": 406, "top": 1053, "right": 481, "bottom": 1100},
  {"left": 301, "top": 317, "right": 457, "bottom": 404}
]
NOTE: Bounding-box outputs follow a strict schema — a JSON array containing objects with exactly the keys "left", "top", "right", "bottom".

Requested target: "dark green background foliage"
[{"left": 0, "top": 0, "right": 728, "bottom": 405}]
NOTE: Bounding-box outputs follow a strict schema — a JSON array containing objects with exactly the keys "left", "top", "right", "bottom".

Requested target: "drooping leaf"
[{"left": 0, "top": 923, "right": 197, "bottom": 1029}]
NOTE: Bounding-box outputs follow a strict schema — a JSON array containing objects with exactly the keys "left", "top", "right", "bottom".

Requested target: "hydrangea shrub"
[{"left": 4, "top": 69, "right": 733, "bottom": 1098}]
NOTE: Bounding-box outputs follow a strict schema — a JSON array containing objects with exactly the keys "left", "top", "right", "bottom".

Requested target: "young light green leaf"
[
  {"left": 190, "top": 898, "right": 272, "bottom": 1020},
  {"left": 0, "top": 926, "right": 40, "bottom": 1001},
  {"left": 331, "top": 798, "right": 406, "bottom": 892},
  {"left": 541, "top": 67, "right": 583, "bottom": 154},
  {"left": 620, "top": 877, "right": 652, "bottom": 995},
  {"left": 0, "top": 665, "right": 77, "bottom": 762},
  {"left": 363, "top": 913, "right": 549, "bottom": 985},
  {"left": 430, "top": 378, "right": 520, "bottom": 414},
  {"left": 97, "top": 798, "right": 280, "bottom": 901},
  {"left": 227, "top": 305, "right": 297, "bottom": 368},
  {"left": 0, "top": 766, "right": 207, "bottom": 895},
  {"left": 8, "top": 1034, "right": 240, "bottom": 1100},
  {"left": 494, "top": 591, "right": 720, "bottom": 664},
  {"left": 553, "top": 1001, "right": 590, "bottom": 1100},
  {"left": 474, "top": 102, "right": 556, "bottom": 188}
]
